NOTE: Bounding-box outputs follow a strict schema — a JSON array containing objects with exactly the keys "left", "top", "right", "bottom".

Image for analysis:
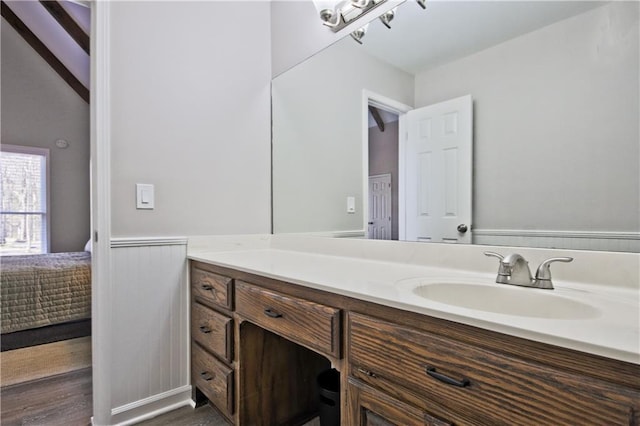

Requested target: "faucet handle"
[
  {"left": 535, "top": 257, "right": 573, "bottom": 281},
  {"left": 484, "top": 251, "right": 504, "bottom": 261},
  {"left": 484, "top": 252, "right": 509, "bottom": 278}
]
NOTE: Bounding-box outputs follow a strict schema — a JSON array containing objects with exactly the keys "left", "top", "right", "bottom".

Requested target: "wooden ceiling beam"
[
  {"left": 368, "top": 105, "right": 385, "bottom": 132},
  {"left": 39, "top": 0, "right": 89, "bottom": 55},
  {"left": 1, "top": 1, "right": 89, "bottom": 103}
]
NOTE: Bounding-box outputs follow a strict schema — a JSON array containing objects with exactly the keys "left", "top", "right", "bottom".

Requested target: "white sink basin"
[{"left": 411, "top": 282, "right": 600, "bottom": 319}]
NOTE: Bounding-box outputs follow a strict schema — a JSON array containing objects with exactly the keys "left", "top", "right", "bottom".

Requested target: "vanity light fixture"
[
  {"left": 379, "top": 7, "right": 397, "bottom": 28},
  {"left": 312, "top": 0, "right": 387, "bottom": 32},
  {"left": 350, "top": 23, "right": 369, "bottom": 44}
]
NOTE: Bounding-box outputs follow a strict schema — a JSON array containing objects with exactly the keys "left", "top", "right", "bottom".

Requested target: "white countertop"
[{"left": 188, "top": 235, "right": 640, "bottom": 364}]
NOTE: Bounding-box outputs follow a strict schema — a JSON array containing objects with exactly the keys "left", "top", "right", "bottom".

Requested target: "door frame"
[
  {"left": 361, "top": 90, "right": 412, "bottom": 240},
  {"left": 91, "top": 2, "right": 113, "bottom": 424}
]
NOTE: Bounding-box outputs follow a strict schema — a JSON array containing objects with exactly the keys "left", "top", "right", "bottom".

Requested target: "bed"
[{"left": 1, "top": 251, "right": 91, "bottom": 351}]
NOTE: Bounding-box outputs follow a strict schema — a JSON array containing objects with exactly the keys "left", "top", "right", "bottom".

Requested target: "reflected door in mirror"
[
  {"left": 405, "top": 95, "right": 473, "bottom": 244},
  {"left": 368, "top": 174, "right": 392, "bottom": 240}
]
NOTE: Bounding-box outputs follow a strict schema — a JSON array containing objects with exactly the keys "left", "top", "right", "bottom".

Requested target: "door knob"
[{"left": 457, "top": 224, "right": 468, "bottom": 233}]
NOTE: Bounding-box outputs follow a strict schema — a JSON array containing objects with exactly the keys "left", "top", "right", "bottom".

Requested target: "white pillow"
[{"left": 84, "top": 239, "right": 92, "bottom": 252}]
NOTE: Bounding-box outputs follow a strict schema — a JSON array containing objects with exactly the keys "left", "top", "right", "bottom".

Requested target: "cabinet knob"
[
  {"left": 199, "top": 371, "right": 214, "bottom": 381},
  {"left": 264, "top": 308, "right": 283, "bottom": 318},
  {"left": 357, "top": 367, "right": 377, "bottom": 378}
]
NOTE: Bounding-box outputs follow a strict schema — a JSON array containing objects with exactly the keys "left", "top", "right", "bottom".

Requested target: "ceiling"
[
  {"left": 361, "top": 1, "right": 606, "bottom": 74},
  {"left": 3, "top": 0, "right": 605, "bottom": 107},
  {"left": 2, "top": 0, "right": 90, "bottom": 95}
]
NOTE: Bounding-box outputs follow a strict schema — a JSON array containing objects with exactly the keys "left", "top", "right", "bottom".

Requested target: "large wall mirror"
[{"left": 272, "top": 1, "right": 639, "bottom": 252}]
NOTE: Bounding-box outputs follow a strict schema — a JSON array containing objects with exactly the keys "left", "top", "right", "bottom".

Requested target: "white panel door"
[
  {"left": 368, "top": 174, "right": 392, "bottom": 240},
  {"left": 405, "top": 95, "right": 473, "bottom": 243}
]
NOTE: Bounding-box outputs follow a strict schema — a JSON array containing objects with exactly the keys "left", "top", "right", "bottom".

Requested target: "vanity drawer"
[
  {"left": 347, "top": 378, "right": 453, "bottom": 426},
  {"left": 192, "top": 343, "right": 234, "bottom": 417},
  {"left": 235, "top": 281, "right": 341, "bottom": 358},
  {"left": 191, "top": 263, "right": 233, "bottom": 310},
  {"left": 191, "top": 302, "right": 233, "bottom": 363},
  {"left": 348, "top": 312, "right": 640, "bottom": 425}
]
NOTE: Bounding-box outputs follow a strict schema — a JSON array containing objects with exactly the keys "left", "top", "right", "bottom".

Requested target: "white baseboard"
[{"left": 110, "top": 385, "right": 192, "bottom": 426}]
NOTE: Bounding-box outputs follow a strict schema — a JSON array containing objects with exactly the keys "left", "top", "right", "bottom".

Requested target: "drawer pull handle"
[
  {"left": 357, "top": 367, "right": 377, "bottom": 378},
  {"left": 426, "top": 367, "right": 470, "bottom": 388},
  {"left": 199, "top": 325, "right": 212, "bottom": 334},
  {"left": 199, "top": 371, "right": 214, "bottom": 381},
  {"left": 264, "top": 308, "right": 283, "bottom": 318},
  {"left": 201, "top": 284, "right": 213, "bottom": 291}
]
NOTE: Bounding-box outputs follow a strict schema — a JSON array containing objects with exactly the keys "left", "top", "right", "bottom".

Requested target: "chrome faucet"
[{"left": 484, "top": 252, "right": 573, "bottom": 290}]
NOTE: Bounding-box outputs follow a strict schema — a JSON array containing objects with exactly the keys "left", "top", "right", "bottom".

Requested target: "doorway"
[
  {"left": 362, "top": 92, "right": 473, "bottom": 243},
  {"left": 362, "top": 91, "right": 412, "bottom": 240},
  {"left": 0, "top": 0, "right": 93, "bottom": 424},
  {"left": 367, "top": 101, "right": 399, "bottom": 240}
]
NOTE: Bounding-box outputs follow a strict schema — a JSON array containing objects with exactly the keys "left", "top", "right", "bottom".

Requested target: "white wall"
[
  {"left": 110, "top": 1, "right": 271, "bottom": 238},
  {"left": 415, "top": 2, "right": 639, "bottom": 234},
  {"left": 1, "top": 20, "right": 90, "bottom": 253},
  {"left": 98, "top": 2, "right": 272, "bottom": 424},
  {"left": 272, "top": 38, "right": 413, "bottom": 234}
]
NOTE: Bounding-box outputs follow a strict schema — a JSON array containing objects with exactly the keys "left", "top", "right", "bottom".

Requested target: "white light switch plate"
[
  {"left": 136, "top": 184, "right": 154, "bottom": 209},
  {"left": 347, "top": 196, "right": 356, "bottom": 214}
]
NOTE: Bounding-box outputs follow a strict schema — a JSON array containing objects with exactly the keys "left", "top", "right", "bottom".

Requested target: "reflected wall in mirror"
[{"left": 272, "top": 1, "right": 639, "bottom": 252}]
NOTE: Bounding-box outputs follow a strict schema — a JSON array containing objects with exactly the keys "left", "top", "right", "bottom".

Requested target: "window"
[{"left": 0, "top": 145, "right": 50, "bottom": 255}]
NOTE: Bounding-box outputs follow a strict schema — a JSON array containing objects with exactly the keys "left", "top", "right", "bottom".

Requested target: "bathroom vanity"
[{"left": 188, "top": 236, "right": 640, "bottom": 425}]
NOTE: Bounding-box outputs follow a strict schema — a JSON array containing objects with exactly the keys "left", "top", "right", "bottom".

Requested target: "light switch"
[
  {"left": 347, "top": 196, "right": 356, "bottom": 214},
  {"left": 136, "top": 184, "right": 154, "bottom": 209}
]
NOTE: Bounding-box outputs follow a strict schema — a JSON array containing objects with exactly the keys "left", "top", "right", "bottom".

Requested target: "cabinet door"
[{"left": 347, "top": 378, "right": 452, "bottom": 426}]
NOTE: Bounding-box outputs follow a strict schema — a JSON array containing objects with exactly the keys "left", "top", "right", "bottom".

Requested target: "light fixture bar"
[{"left": 313, "top": 0, "right": 390, "bottom": 33}]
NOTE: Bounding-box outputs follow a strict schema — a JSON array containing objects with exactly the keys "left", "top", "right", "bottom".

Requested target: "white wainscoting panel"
[
  {"left": 473, "top": 229, "right": 640, "bottom": 253},
  {"left": 109, "top": 238, "right": 190, "bottom": 424}
]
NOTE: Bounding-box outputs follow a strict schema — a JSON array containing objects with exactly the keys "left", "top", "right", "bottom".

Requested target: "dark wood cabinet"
[
  {"left": 190, "top": 262, "right": 236, "bottom": 423},
  {"left": 190, "top": 260, "right": 640, "bottom": 426}
]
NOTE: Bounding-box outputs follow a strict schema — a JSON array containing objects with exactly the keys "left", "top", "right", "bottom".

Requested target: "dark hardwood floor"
[
  {"left": 138, "top": 405, "right": 230, "bottom": 426},
  {"left": 0, "top": 367, "right": 318, "bottom": 425},
  {"left": 0, "top": 367, "right": 231, "bottom": 426},
  {"left": 1, "top": 367, "right": 93, "bottom": 426}
]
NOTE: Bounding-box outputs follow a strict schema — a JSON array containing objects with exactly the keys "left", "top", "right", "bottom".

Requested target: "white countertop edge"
[{"left": 188, "top": 250, "right": 640, "bottom": 365}]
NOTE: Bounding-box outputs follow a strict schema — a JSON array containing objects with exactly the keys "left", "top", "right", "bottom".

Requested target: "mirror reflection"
[{"left": 272, "top": 1, "right": 639, "bottom": 252}]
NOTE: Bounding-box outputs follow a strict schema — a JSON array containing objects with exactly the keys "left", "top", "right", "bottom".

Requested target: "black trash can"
[{"left": 317, "top": 368, "right": 340, "bottom": 426}]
